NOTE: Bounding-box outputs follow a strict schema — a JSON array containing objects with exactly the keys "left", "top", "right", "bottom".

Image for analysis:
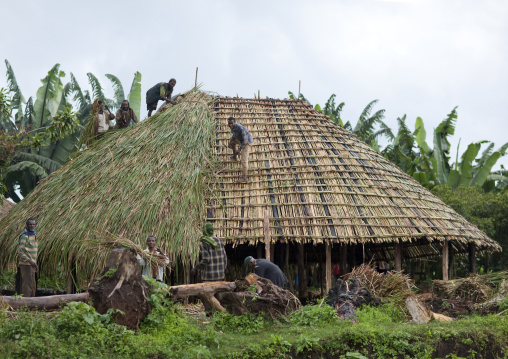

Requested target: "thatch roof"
[
  {"left": 206, "top": 96, "right": 500, "bottom": 259},
  {"left": 0, "top": 92, "right": 500, "bottom": 277}
]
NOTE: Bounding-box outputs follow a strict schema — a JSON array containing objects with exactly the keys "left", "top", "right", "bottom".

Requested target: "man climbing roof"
[{"left": 146, "top": 78, "right": 176, "bottom": 117}]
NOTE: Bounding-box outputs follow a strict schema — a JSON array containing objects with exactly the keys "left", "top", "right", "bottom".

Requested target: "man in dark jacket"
[
  {"left": 245, "top": 256, "right": 289, "bottom": 288},
  {"left": 146, "top": 78, "right": 176, "bottom": 117},
  {"left": 115, "top": 100, "right": 139, "bottom": 129}
]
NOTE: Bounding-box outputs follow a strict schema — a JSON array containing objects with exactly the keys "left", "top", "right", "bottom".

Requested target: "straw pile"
[
  {"left": 345, "top": 264, "right": 415, "bottom": 309},
  {"left": 0, "top": 90, "right": 215, "bottom": 277},
  {"left": 433, "top": 272, "right": 508, "bottom": 302},
  {"left": 207, "top": 97, "right": 500, "bottom": 258}
]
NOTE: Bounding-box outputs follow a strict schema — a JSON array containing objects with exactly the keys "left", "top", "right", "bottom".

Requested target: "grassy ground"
[{"left": 1, "top": 288, "right": 507, "bottom": 359}]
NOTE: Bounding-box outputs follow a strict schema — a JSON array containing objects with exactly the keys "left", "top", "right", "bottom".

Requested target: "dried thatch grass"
[
  {"left": 0, "top": 90, "right": 216, "bottom": 277},
  {"left": 345, "top": 264, "right": 416, "bottom": 309},
  {"left": 434, "top": 271, "right": 508, "bottom": 302}
]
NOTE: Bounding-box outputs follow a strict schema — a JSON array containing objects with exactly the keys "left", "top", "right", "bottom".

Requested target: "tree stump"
[{"left": 88, "top": 247, "right": 150, "bottom": 330}]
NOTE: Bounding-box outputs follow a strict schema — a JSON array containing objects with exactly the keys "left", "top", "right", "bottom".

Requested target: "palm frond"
[
  {"left": 4, "top": 59, "right": 26, "bottom": 110},
  {"left": 105, "top": 74, "right": 125, "bottom": 108},
  {"left": 13, "top": 152, "right": 62, "bottom": 173},
  {"left": 87, "top": 73, "right": 106, "bottom": 101}
]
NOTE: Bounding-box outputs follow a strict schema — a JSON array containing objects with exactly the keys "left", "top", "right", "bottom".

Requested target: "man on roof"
[
  {"left": 244, "top": 256, "right": 289, "bottom": 288},
  {"left": 146, "top": 78, "right": 177, "bottom": 117},
  {"left": 16, "top": 217, "right": 38, "bottom": 297},
  {"left": 227, "top": 117, "right": 253, "bottom": 183},
  {"left": 93, "top": 100, "right": 115, "bottom": 138},
  {"left": 115, "top": 100, "right": 139, "bottom": 129}
]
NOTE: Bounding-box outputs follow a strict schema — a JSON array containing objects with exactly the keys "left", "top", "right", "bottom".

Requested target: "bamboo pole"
[
  {"left": 297, "top": 242, "right": 306, "bottom": 299},
  {"left": 394, "top": 241, "right": 402, "bottom": 271},
  {"left": 264, "top": 209, "right": 271, "bottom": 262},
  {"left": 468, "top": 242, "right": 476, "bottom": 274},
  {"left": 195, "top": 67, "right": 198, "bottom": 87},
  {"left": 340, "top": 243, "right": 347, "bottom": 274},
  {"left": 442, "top": 239, "right": 449, "bottom": 281},
  {"left": 298, "top": 80, "right": 301, "bottom": 99},
  {"left": 325, "top": 241, "right": 332, "bottom": 292}
]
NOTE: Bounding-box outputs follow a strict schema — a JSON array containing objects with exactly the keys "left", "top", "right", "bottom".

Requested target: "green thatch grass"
[{"left": 0, "top": 90, "right": 216, "bottom": 278}]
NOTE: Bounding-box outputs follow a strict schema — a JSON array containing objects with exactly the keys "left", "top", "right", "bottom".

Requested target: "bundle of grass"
[
  {"left": 433, "top": 271, "right": 508, "bottom": 302},
  {"left": 0, "top": 90, "right": 217, "bottom": 280},
  {"left": 345, "top": 264, "right": 416, "bottom": 307}
]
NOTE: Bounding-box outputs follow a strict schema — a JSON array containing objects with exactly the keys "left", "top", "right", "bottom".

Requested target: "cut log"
[
  {"left": 405, "top": 295, "right": 432, "bottom": 324},
  {"left": 430, "top": 311, "right": 454, "bottom": 322},
  {"left": 1, "top": 293, "right": 89, "bottom": 310},
  {"left": 170, "top": 281, "right": 237, "bottom": 312},
  {"left": 88, "top": 247, "right": 151, "bottom": 330}
]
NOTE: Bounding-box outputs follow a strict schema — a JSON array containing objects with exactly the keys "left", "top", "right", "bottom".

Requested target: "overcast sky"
[{"left": 2, "top": 0, "right": 507, "bottom": 169}]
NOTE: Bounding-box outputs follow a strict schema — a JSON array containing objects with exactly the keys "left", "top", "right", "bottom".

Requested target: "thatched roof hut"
[{"left": 0, "top": 91, "right": 501, "bottom": 283}]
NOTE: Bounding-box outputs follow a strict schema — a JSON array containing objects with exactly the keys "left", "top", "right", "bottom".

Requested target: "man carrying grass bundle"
[
  {"left": 227, "top": 117, "right": 253, "bottom": 183},
  {"left": 16, "top": 217, "right": 38, "bottom": 297},
  {"left": 93, "top": 100, "right": 115, "bottom": 138},
  {"left": 146, "top": 78, "right": 177, "bottom": 117},
  {"left": 115, "top": 100, "right": 139, "bottom": 129},
  {"left": 137, "top": 235, "right": 170, "bottom": 282}
]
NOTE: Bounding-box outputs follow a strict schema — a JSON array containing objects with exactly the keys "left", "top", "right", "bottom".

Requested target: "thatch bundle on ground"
[{"left": 0, "top": 92, "right": 501, "bottom": 283}]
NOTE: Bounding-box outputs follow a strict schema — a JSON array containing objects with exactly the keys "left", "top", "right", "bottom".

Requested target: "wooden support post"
[
  {"left": 394, "top": 241, "right": 402, "bottom": 272},
  {"left": 258, "top": 90, "right": 260, "bottom": 99},
  {"left": 325, "top": 241, "right": 332, "bottom": 293},
  {"left": 264, "top": 209, "right": 271, "bottom": 262},
  {"left": 340, "top": 243, "right": 347, "bottom": 274},
  {"left": 297, "top": 242, "right": 306, "bottom": 299},
  {"left": 442, "top": 239, "right": 449, "bottom": 281},
  {"left": 195, "top": 67, "right": 198, "bottom": 87},
  {"left": 298, "top": 80, "right": 301, "bottom": 99},
  {"left": 449, "top": 248, "right": 455, "bottom": 280},
  {"left": 468, "top": 242, "right": 476, "bottom": 274},
  {"left": 66, "top": 257, "right": 78, "bottom": 294}
]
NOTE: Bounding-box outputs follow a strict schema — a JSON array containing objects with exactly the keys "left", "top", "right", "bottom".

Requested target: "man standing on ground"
[
  {"left": 227, "top": 117, "right": 253, "bottom": 183},
  {"left": 146, "top": 78, "right": 177, "bottom": 117},
  {"left": 93, "top": 100, "right": 115, "bottom": 138},
  {"left": 115, "top": 100, "right": 139, "bottom": 129},
  {"left": 137, "top": 235, "right": 170, "bottom": 282},
  {"left": 245, "top": 256, "right": 289, "bottom": 288},
  {"left": 190, "top": 223, "right": 228, "bottom": 313},
  {"left": 17, "top": 218, "right": 38, "bottom": 297}
]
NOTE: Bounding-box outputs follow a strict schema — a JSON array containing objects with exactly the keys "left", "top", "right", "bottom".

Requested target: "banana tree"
[{"left": 106, "top": 71, "right": 142, "bottom": 121}]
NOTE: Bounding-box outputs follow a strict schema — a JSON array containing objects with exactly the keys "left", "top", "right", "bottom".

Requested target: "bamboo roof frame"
[{"left": 206, "top": 96, "right": 501, "bottom": 259}]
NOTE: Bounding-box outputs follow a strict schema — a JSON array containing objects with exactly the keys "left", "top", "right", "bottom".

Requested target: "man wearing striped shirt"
[
  {"left": 17, "top": 217, "right": 38, "bottom": 297},
  {"left": 228, "top": 117, "right": 253, "bottom": 183}
]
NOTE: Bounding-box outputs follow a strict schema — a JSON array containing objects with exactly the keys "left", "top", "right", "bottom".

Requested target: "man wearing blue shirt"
[{"left": 228, "top": 117, "right": 253, "bottom": 183}]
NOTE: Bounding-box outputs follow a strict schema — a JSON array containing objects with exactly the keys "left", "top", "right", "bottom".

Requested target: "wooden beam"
[
  {"left": 325, "top": 241, "right": 332, "bottom": 293},
  {"left": 1, "top": 293, "right": 89, "bottom": 310},
  {"left": 340, "top": 243, "right": 347, "bottom": 274},
  {"left": 297, "top": 242, "right": 306, "bottom": 299},
  {"left": 394, "top": 241, "right": 402, "bottom": 272},
  {"left": 468, "top": 242, "right": 476, "bottom": 274},
  {"left": 442, "top": 239, "right": 449, "bottom": 281},
  {"left": 264, "top": 209, "right": 271, "bottom": 262}
]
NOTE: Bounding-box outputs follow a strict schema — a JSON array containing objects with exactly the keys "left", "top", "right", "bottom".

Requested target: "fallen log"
[
  {"left": 170, "top": 281, "right": 237, "bottom": 312},
  {"left": 169, "top": 273, "right": 300, "bottom": 317},
  {"left": 0, "top": 293, "right": 89, "bottom": 310}
]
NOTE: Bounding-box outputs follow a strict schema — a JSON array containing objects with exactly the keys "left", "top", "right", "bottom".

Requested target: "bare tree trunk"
[{"left": 1, "top": 293, "right": 89, "bottom": 310}]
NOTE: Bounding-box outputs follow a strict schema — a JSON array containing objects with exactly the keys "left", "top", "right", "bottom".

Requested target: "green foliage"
[
  {"left": 213, "top": 312, "right": 270, "bottom": 334},
  {"left": 432, "top": 185, "right": 508, "bottom": 272},
  {"left": 289, "top": 303, "right": 339, "bottom": 326},
  {"left": 356, "top": 303, "right": 406, "bottom": 323}
]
